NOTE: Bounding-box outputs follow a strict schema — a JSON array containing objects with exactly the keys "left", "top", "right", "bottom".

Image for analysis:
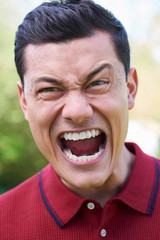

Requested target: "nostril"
[{"left": 62, "top": 100, "right": 93, "bottom": 124}]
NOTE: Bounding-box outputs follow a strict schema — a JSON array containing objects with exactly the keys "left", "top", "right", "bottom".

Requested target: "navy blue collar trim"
[
  {"left": 146, "top": 157, "right": 160, "bottom": 215},
  {"left": 39, "top": 169, "right": 64, "bottom": 228}
]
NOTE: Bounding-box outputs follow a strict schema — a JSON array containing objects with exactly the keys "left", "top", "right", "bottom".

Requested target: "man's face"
[{"left": 18, "top": 31, "right": 137, "bottom": 191}]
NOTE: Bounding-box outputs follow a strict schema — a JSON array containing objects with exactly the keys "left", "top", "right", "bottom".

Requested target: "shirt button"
[
  {"left": 101, "top": 229, "right": 107, "bottom": 237},
  {"left": 87, "top": 202, "right": 95, "bottom": 210}
]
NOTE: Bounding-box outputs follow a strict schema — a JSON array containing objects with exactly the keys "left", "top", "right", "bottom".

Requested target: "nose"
[{"left": 62, "top": 91, "right": 93, "bottom": 124}]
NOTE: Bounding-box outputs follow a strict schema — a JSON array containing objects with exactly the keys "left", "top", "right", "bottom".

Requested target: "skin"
[{"left": 17, "top": 31, "right": 138, "bottom": 206}]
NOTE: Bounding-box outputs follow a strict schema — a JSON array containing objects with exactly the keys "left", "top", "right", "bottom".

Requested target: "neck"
[{"left": 68, "top": 146, "right": 135, "bottom": 207}]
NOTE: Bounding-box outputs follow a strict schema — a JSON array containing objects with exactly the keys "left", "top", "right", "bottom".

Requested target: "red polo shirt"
[{"left": 0, "top": 143, "right": 160, "bottom": 239}]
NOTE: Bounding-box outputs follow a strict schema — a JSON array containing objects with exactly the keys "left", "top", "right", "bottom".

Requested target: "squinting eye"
[
  {"left": 85, "top": 79, "right": 111, "bottom": 95},
  {"left": 38, "top": 87, "right": 60, "bottom": 93},
  {"left": 89, "top": 80, "right": 110, "bottom": 87},
  {"left": 37, "top": 86, "right": 64, "bottom": 100}
]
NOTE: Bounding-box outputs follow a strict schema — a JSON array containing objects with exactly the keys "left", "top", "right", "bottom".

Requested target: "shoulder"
[
  {"left": 0, "top": 171, "right": 41, "bottom": 217},
  {"left": 0, "top": 167, "right": 60, "bottom": 239}
]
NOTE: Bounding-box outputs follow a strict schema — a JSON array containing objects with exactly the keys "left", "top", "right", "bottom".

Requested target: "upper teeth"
[{"left": 60, "top": 129, "right": 101, "bottom": 141}]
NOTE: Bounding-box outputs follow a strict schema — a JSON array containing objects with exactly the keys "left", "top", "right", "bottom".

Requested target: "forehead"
[{"left": 23, "top": 31, "right": 125, "bottom": 82}]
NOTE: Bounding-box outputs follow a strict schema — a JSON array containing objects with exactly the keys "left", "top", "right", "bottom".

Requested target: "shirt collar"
[
  {"left": 39, "top": 143, "right": 159, "bottom": 228},
  {"left": 39, "top": 164, "right": 85, "bottom": 227},
  {"left": 114, "top": 142, "right": 159, "bottom": 215}
]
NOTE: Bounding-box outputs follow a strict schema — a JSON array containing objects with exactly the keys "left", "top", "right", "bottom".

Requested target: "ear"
[
  {"left": 127, "top": 67, "right": 138, "bottom": 110},
  {"left": 17, "top": 81, "right": 29, "bottom": 121}
]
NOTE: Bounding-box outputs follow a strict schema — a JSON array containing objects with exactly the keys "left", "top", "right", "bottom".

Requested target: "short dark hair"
[{"left": 14, "top": 0, "right": 130, "bottom": 86}]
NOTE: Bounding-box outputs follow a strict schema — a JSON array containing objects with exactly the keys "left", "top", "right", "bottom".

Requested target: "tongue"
[{"left": 62, "top": 134, "right": 103, "bottom": 156}]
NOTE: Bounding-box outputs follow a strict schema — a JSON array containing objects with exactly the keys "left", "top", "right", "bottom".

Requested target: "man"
[{"left": 0, "top": 0, "right": 159, "bottom": 239}]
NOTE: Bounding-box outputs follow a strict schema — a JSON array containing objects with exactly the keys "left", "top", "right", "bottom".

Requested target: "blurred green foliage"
[{"left": 0, "top": 2, "right": 47, "bottom": 193}]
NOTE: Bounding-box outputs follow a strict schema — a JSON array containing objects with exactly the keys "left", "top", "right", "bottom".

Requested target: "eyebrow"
[
  {"left": 87, "top": 63, "right": 113, "bottom": 80},
  {"left": 34, "top": 77, "right": 64, "bottom": 86},
  {"left": 33, "top": 63, "right": 112, "bottom": 85}
]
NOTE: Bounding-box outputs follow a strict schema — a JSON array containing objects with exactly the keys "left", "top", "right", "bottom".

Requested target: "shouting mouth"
[{"left": 59, "top": 129, "right": 106, "bottom": 163}]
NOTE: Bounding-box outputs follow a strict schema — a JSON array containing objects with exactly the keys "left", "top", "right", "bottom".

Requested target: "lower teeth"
[{"left": 63, "top": 145, "right": 104, "bottom": 162}]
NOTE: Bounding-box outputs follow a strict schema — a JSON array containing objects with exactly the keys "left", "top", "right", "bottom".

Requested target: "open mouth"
[{"left": 59, "top": 129, "right": 106, "bottom": 162}]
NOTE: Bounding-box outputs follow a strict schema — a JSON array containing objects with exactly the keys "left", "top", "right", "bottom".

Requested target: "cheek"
[
  {"left": 26, "top": 102, "right": 59, "bottom": 153},
  {"left": 109, "top": 100, "right": 129, "bottom": 155},
  {"left": 91, "top": 93, "right": 128, "bottom": 118},
  {"left": 92, "top": 94, "right": 129, "bottom": 146},
  {"left": 28, "top": 101, "right": 62, "bottom": 126}
]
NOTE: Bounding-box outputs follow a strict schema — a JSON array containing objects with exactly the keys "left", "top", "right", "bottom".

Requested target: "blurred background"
[{"left": 0, "top": 0, "right": 160, "bottom": 194}]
